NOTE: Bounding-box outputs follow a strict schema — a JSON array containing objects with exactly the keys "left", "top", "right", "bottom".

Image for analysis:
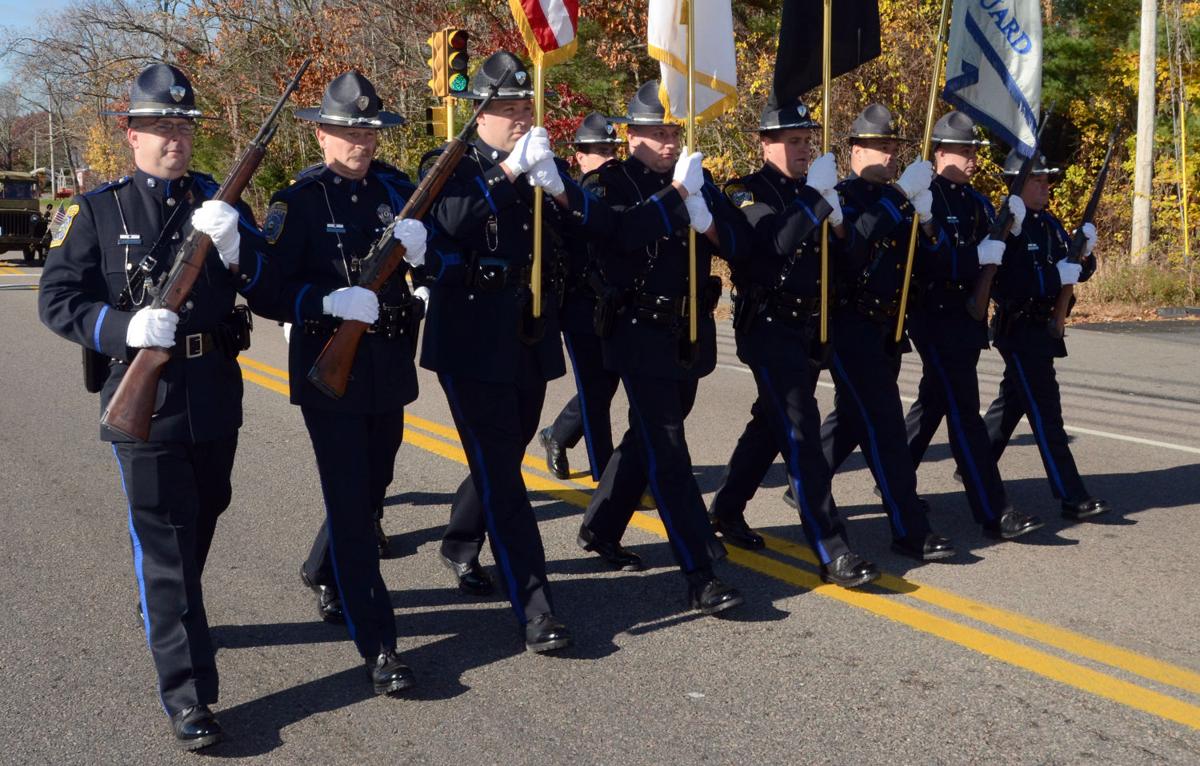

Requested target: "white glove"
[
  {"left": 1081, "top": 222, "right": 1097, "bottom": 255},
  {"left": 895, "top": 160, "right": 933, "bottom": 199},
  {"left": 413, "top": 285, "right": 430, "bottom": 308},
  {"left": 527, "top": 156, "right": 566, "bottom": 196},
  {"left": 501, "top": 127, "right": 553, "bottom": 176},
  {"left": 192, "top": 200, "right": 240, "bottom": 269},
  {"left": 323, "top": 286, "right": 379, "bottom": 324},
  {"left": 912, "top": 188, "right": 933, "bottom": 224},
  {"left": 820, "top": 188, "right": 844, "bottom": 227},
  {"left": 804, "top": 152, "right": 839, "bottom": 195},
  {"left": 684, "top": 193, "right": 713, "bottom": 233},
  {"left": 283, "top": 322, "right": 292, "bottom": 343},
  {"left": 1056, "top": 260, "right": 1082, "bottom": 286},
  {"left": 1006, "top": 195, "right": 1026, "bottom": 237},
  {"left": 126, "top": 306, "right": 179, "bottom": 349},
  {"left": 672, "top": 150, "right": 705, "bottom": 196},
  {"left": 977, "top": 238, "right": 1005, "bottom": 266},
  {"left": 393, "top": 218, "right": 427, "bottom": 267}
]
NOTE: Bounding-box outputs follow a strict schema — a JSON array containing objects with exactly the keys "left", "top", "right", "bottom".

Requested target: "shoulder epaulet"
[
  {"left": 190, "top": 171, "right": 219, "bottom": 198},
  {"left": 83, "top": 176, "right": 131, "bottom": 197},
  {"left": 965, "top": 185, "right": 995, "bottom": 212}
]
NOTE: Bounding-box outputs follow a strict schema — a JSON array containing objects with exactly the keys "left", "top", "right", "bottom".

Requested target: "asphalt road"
[{"left": 1, "top": 254, "right": 1198, "bottom": 764}]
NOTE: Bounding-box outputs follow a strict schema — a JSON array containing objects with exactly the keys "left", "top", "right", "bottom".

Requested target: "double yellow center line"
[{"left": 238, "top": 355, "right": 1200, "bottom": 730}]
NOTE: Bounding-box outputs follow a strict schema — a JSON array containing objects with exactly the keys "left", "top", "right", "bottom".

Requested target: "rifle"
[
  {"left": 306, "top": 71, "right": 510, "bottom": 399},
  {"left": 101, "top": 58, "right": 312, "bottom": 441},
  {"left": 966, "top": 105, "right": 1053, "bottom": 321},
  {"left": 1049, "top": 125, "right": 1121, "bottom": 339}
]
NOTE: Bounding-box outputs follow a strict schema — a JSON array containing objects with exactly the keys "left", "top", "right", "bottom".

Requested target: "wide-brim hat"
[
  {"left": 931, "top": 111, "right": 991, "bottom": 147},
  {"left": 848, "top": 103, "right": 912, "bottom": 142},
  {"left": 611, "top": 81, "right": 671, "bottom": 127},
  {"left": 295, "top": 71, "right": 405, "bottom": 128},
  {"left": 462, "top": 51, "right": 538, "bottom": 101},
  {"left": 102, "top": 63, "right": 206, "bottom": 119},
  {"left": 570, "top": 112, "right": 624, "bottom": 145},
  {"left": 757, "top": 94, "right": 820, "bottom": 133},
  {"left": 1001, "top": 148, "right": 1061, "bottom": 176}
]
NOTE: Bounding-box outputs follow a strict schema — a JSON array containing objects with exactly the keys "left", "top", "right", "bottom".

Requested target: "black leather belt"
[
  {"left": 172, "top": 332, "right": 219, "bottom": 359},
  {"left": 303, "top": 302, "right": 421, "bottom": 340},
  {"left": 765, "top": 291, "right": 819, "bottom": 321}
]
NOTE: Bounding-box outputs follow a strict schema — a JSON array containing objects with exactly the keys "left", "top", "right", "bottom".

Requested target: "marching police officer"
[
  {"left": 706, "top": 96, "right": 879, "bottom": 588},
  {"left": 38, "top": 64, "right": 269, "bottom": 750},
  {"left": 538, "top": 111, "right": 626, "bottom": 481},
  {"left": 577, "top": 80, "right": 749, "bottom": 614},
  {"left": 820, "top": 104, "right": 956, "bottom": 562},
  {"left": 264, "top": 71, "right": 427, "bottom": 694},
  {"left": 420, "top": 51, "right": 616, "bottom": 651},
  {"left": 983, "top": 150, "right": 1110, "bottom": 521},
  {"left": 901, "top": 112, "right": 1043, "bottom": 540}
]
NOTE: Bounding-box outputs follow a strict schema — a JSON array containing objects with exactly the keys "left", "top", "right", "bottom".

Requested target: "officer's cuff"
[{"left": 97, "top": 308, "right": 135, "bottom": 361}]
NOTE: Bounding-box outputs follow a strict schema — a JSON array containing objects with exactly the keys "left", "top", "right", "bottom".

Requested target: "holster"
[
  {"left": 82, "top": 347, "right": 110, "bottom": 394},
  {"left": 214, "top": 305, "right": 254, "bottom": 359},
  {"left": 516, "top": 286, "right": 546, "bottom": 345},
  {"left": 589, "top": 271, "right": 621, "bottom": 339},
  {"left": 731, "top": 284, "right": 766, "bottom": 334}
]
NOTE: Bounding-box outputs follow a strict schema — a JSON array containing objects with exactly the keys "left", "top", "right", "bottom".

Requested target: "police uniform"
[
  {"left": 577, "top": 81, "right": 749, "bottom": 613},
  {"left": 901, "top": 112, "right": 1043, "bottom": 539},
  {"left": 266, "top": 71, "right": 420, "bottom": 693},
  {"left": 421, "top": 52, "right": 615, "bottom": 650},
  {"left": 983, "top": 150, "right": 1110, "bottom": 520},
  {"left": 36, "top": 65, "right": 269, "bottom": 749},
  {"left": 818, "top": 104, "right": 954, "bottom": 561},
  {"left": 539, "top": 112, "right": 626, "bottom": 481},
  {"left": 706, "top": 97, "right": 878, "bottom": 587}
]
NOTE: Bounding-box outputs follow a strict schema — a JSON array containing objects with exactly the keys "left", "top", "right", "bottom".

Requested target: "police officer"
[
  {"left": 420, "top": 52, "right": 616, "bottom": 652},
  {"left": 900, "top": 112, "right": 1043, "bottom": 540},
  {"left": 706, "top": 96, "right": 878, "bottom": 588},
  {"left": 820, "top": 103, "right": 956, "bottom": 562},
  {"left": 38, "top": 64, "right": 269, "bottom": 750},
  {"left": 983, "top": 150, "right": 1110, "bottom": 521},
  {"left": 264, "top": 71, "right": 426, "bottom": 694},
  {"left": 577, "top": 80, "right": 749, "bottom": 614},
  {"left": 538, "top": 111, "right": 626, "bottom": 481}
]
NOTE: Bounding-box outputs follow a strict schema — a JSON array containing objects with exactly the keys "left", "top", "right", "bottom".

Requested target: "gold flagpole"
[
  {"left": 532, "top": 60, "right": 545, "bottom": 318},
  {"left": 894, "top": 0, "right": 952, "bottom": 343},
  {"left": 686, "top": 0, "right": 698, "bottom": 344},
  {"left": 819, "top": 0, "right": 832, "bottom": 344}
]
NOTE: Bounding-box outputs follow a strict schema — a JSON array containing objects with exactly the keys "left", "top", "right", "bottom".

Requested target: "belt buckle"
[{"left": 185, "top": 333, "right": 203, "bottom": 358}]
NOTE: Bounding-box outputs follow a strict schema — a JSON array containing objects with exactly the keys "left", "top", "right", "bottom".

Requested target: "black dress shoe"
[
  {"left": 577, "top": 526, "right": 645, "bottom": 571},
  {"left": 373, "top": 512, "right": 394, "bottom": 559},
  {"left": 891, "top": 533, "right": 956, "bottom": 562},
  {"left": 525, "top": 613, "right": 572, "bottom": 653},
  {"left": 539, "top": 427, "right": 570, "bottom": 479},
  {"left": 709, "top": 513, "right": 765, "bottom": 550},
  {"left": 366, "top": 648, "right": 415, "bottom": 695},
  {"left": 170, "top": 705, "right": 223, "bottom": 751},
  {"left": 300, "top": 566, "right": 345, "bottom": 624},
  {"left": 439, "top": 554, "right": 494, "bottom": 595},
  {"left": 821, "top": 552, "right": 880, "bottom": 588},
  {"left": 1061, "top": 497, "right": 1111, "bottom": 520},
  {"left": 781, "top": 487, "right": 797, "bottom": 509},
  {"left": 687, "top": 576, "right": 744, "bottom": 615},
  {"left": 984, "top": 510, "right": 1045, "bottom": 540}
]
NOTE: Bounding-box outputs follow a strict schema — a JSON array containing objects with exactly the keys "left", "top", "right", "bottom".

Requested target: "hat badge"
[
  {"left": 605, "top": 123, "right": 614, "bottom": 135},
  {"left": 356, "top": 95, "right": 370, "bottom": 111},
  {"left": 514, "top": 70, "right": 528, "bottom": 86},
  {"left": 169, "top": 85, "right": 186, "bottom": 103},
  {"left": 797, "top": 105, "right": 808, "bottom": 117}
]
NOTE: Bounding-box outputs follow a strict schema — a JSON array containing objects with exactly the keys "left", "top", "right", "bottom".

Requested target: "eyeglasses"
[{"left": 138, "top": 120, "right": 197, "bottom": 137}]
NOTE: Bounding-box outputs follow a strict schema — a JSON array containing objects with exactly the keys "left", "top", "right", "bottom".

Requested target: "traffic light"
[
  {"left": 445, "top": 29, "right": 470, "bottom": 96},
  {"left": 426, "top": 30, "right": 448, "bottom": 98},
  {"left": 425, "top": 105, "right": 447, "bottom": 137}
]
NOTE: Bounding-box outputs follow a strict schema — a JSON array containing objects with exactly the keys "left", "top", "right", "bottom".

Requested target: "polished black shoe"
[
  {"left": 439, "top": 554, "right": 494, "bottom": 595},
  {"left": 821, "top": 552, "right": 880, "bottom": 588},
  {"left": 577, "top": 526, "right": 644, "bottom": 571},
  {"left": 539, "top": 427, "right": 570, "bottom": 480},
  {"left": 170, "top": 705, "right": 223, "bottom": 751},
  {"left": 984, "top": 510, "right": 1045, "bottom": 540},
  {"left": 366, "top": 648, "right": 415, "bottom": 695},
  {"left": 1061, "top": 497, "right": 1111, "bottom": 521},
  {"left": 709, "top": 513, "right": 765, "bottom": 550},
  {"left": 525, "top": 613, "right": 572, "bottom": 653},
  {"left": 373, "top": 513, "right": 394, "bottom": 559},
  {"left": 300, "top": 566, "right": 345, "bottom": 624},
  {"left": 891, "top": 533, "right": 956, "bottom": 562},
  {"left": 687, "top": 576, "right": 744, "bottom": 615},
  {"left": 781, "top": 487, "right": 797, "bottom": 509}
]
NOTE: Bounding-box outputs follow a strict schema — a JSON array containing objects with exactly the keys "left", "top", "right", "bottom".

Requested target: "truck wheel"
[{"left": 22, "top": 246, "right": 35, "bottom": 263}]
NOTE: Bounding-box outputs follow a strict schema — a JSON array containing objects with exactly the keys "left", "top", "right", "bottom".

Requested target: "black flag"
[{"left": 773, "top": 0, "right": 882, "bottom": 105}]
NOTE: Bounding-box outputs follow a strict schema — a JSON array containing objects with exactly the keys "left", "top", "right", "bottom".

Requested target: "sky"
[{"left": 1, "top": 0, "right": 75, "bottom": 82}]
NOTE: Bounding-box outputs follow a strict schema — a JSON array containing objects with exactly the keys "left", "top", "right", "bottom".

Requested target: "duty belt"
[
  {"left": 764, "top": 291, "right": 819, "bottom": 324},
  {"left": 303, "top": 302, "right": 421, "bottom": 340},
  {"left": 1000, "top": 297, "right": 1056, "bottom": 326},
  {"left": 172, "top": 332, "right": 221, "bottom": 359},
  {"left": 630, "top": 292, "right": 685, "bottom": 326}
]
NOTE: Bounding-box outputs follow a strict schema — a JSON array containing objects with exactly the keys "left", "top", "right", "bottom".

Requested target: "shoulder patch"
[
  {"left": 725, "top": 183, "right": 754, "bottom": 208},
  {"left": 49, "top": 203, "right": 80, "bottom": 248},
  {"left": 262, "top": 202, "right": 287, "bottom": 245}
]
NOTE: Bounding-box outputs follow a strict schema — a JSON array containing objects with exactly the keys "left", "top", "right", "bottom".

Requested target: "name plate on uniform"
[
  {"left": 326, "top": 223, "right": 346, "bottom": 234},
  {"left": 118, "top": 234, "right": 142, "bottom": 245}
]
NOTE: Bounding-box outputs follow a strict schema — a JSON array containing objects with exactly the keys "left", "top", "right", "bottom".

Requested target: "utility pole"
[
  {"left": 1131, "top": 0, "right": 1158, "bottom": 265},
  {"left": 48, "top": 110, "right": 56, "bottom": 198}
]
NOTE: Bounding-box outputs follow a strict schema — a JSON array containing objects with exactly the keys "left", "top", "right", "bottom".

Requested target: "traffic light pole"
[{"left": 446, "top": 97, "right": 454, "bottom": 141}]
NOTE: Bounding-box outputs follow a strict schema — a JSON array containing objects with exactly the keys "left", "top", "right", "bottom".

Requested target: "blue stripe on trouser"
[
  {"left": 927, "top": 346, "right": 995, "bottom": 521},
  {"left": 442, "top": 375, "right": 525, "bottom": 623},
  {"left": 622, "top": 375, "right": 696, "bottom": 572},
  {"left": 563, "top": 334, "right": 599, "bottom": 477},
  {"left": 1009, "top": 352, "right": 1068, "bottom": 498},
  {"left": 830, "top": 353, "right": 907, "bottom": 539},
  {"left": 758, "top": 366, "right": 831, "bottom": 563}
]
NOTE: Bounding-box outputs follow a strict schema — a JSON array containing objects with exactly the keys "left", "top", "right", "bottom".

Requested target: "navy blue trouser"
[
  {"left": 438, "top": 353, "right": 555, "bottom": 625},
  {"left": 710, "top": 363, "right": 850, "bottom": 564},
  {"left": 301, "top": 407, "right": 402, "bottom": 659},
  {"left": 984, "top": 348, "right": 1088, "bottom": 501},
  {"left": 581, "top": 374, "right": 713, "bottom": 577},
  {"left": 549, "top": 330, "right": 620, "bottom": 481},
  {"left": 113, "top": 434, "right": 236, "bottom": 716}
]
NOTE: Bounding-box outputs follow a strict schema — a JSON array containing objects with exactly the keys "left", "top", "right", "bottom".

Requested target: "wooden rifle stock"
[
  {"left": 307, "top": 74, "right": 510, "bottom": 399},
  {"left": 101, "top": 59, "right": 311, "bottom": 440}
]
